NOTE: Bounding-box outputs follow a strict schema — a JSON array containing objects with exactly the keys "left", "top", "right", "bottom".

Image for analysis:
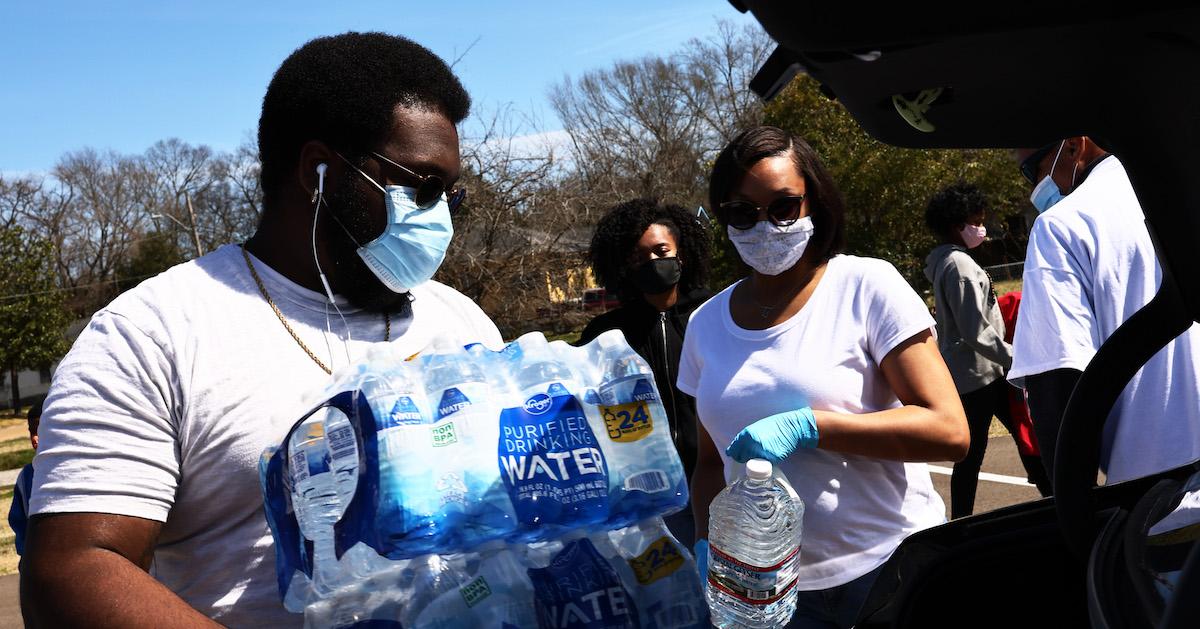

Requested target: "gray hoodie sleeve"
[{"left": 940, "top": 259, "right": 1014, "bottom": 370}]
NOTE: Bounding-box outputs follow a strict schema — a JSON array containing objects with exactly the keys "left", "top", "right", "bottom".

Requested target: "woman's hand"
[{"left": 725, "top": 408, "right": 818, "bottom": 463}]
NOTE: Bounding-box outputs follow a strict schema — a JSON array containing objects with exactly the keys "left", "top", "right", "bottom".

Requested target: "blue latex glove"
[
  {"left": 694, "top": 539, "right": 709, "bottom": 581},
  {"left": 725, "top": 407, "right": 819, "bottom": 464}
]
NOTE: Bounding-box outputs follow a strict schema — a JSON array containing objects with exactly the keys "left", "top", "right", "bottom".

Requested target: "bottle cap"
[{"left": 746, "top": 458, "right": 772, "bottom": 480}]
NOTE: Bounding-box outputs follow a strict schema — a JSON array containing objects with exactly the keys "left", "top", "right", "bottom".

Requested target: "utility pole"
[{"left": 184, "top": 193, "right": 205, "bottom": 257}]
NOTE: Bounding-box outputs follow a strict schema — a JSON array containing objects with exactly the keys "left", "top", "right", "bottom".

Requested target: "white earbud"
[{"left": 316, "top": 163, "right": 328, "bottom": 195}]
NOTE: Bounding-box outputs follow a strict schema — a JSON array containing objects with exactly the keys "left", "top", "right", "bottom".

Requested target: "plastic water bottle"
[
  {"left": 360, "top": 359, "right": 444, "bottom": 555},
  {"left": 288, "top": 415, "right": 343, "bottom": 597},
  {"left": 605, "top": 518, "right": 709, "bottom": 628},
  {"left": 706, "top": 459, "right": 803, "bottom": 629},
  {"left": 423, "top": 344, "right": 514, "bottom": 546},
  {"left": 319, "top": 401, "right": 398, "bottom": 580},
  {"left": 322, "top": 405, "right": 358, "bottom": 512},
  {"left": 595, "top": 331, "right": 688, "bottom": 526},
  {"left": 498, "top": 333, "right": 610, "bottom": 537}
]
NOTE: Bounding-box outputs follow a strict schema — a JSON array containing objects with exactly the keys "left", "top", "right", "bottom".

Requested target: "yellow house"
[{"left": 545, "top": 266, "right": 598, "bottom": 304}]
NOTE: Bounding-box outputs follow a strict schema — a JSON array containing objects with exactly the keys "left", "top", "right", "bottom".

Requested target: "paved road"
[
  {"left": 0, "top": 435, "right": 1048, "bottom": 626},
  {"left": 930, "top": 433, "right": 1048, "bottom": 517},
  {"left": 0, "top": 573, "right": 16, "bottom": 629}
]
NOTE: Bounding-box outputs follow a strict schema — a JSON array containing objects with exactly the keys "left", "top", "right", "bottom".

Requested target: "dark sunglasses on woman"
[{"left": 719, "top": 195, "right": 806, "bottom": 230}]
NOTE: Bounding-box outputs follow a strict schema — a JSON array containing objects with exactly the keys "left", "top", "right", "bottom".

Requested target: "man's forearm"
[
  {"left": 22, "top": 513, "right": 222, "bottom": 629},
  {"left": 22, "top": 546, "right": 222, "bottom": 629},
  {"left": 1025, "top": 368, "right": 1082, "bottom": 483}
]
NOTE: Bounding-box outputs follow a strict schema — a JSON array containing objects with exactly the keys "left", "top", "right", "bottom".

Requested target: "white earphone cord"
[{"left": 311, "top": 172, "right": 354, "bottom": 365}]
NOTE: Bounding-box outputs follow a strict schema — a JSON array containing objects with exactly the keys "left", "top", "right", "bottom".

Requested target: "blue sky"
[{"left": 2, "top": 1, "right": 760, "bottom": 175}]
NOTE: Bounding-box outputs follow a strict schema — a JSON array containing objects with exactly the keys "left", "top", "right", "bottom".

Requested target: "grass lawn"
[
  {"left": 995, "top": 278, "right": 1023, "bottom": 296},
  {"left": 0, "top": 414, "right": 33, "bottom": 577}
]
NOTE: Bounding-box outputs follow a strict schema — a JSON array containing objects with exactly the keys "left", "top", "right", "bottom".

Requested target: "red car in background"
[{"left": 581, "top": 288, "right": 620, "bottom": 312}]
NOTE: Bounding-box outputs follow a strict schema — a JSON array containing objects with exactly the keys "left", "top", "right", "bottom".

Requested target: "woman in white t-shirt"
[{"left": 683, "top": 126, "right": 968, "bottom": 628}]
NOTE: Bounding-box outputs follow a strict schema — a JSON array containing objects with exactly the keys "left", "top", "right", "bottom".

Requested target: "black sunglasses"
[
  {"left": 1019, "top": 142, "right": 1059, "bottom": 185},
  {"left": 369, "top": 152, "right": 466, "bottom": 212},
  {"left": 719, "top": 195, "right": 806, "bottom": 230}
]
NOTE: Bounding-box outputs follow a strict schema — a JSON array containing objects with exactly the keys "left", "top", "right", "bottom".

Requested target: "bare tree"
[
  {"left": 550, "top": 20, "right": 773, "bottom": 211},
  {"left": 0, "top": 175, "right": 45, "bottom": 230},
  {"left": 33, "top": 149, "right": 154, "bottom": 312},
  {"left": 438, "top": 109, "right": 591, "bottom": 336},
  {"left": 193, "top": 140, "right": 263, "bottom": 250},
  {"left": 143, "top": 139, "right": 217, "bottom": 257}
]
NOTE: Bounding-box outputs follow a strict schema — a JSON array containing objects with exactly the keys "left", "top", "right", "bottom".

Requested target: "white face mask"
[{"left": 727, "top": 215, "right": 815, "bottom": 276}]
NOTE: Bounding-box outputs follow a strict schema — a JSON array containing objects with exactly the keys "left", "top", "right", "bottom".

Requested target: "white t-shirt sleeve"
[
  {"left": 864, "top": 261, "right": 937, "bottom": 365},
  {"left": 1009, "top": 215, "right": 1099, "bottom": 382},
  {"left": 676, "top": 309, "right": 705, "bottom": 397},
  {"left": 31, "top": 310, "right": 181, "bottom": 522}
]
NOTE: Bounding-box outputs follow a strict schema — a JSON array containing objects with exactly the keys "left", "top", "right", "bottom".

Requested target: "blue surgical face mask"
[
  {"left": 1030, "top": 175, "right": 1064, "bottom": 213},
  {"left": 1030, "top": 141, "right": 1067, "bottom": 214},
  {"left": 335, "top": 156, "right": 454, "bottom": 292}
]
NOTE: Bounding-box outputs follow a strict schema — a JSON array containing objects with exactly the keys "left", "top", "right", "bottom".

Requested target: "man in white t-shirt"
[
  {"left": 1010, "top": 137, "right": 1200, "bottom": 484},
  {"left": 23, "top": 34, "right": 503, "bottom": 627}
]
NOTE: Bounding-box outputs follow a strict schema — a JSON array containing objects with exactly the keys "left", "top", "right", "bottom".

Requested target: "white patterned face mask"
[{"left": 727, "top": 215, "right": 815, "bottom": 276}]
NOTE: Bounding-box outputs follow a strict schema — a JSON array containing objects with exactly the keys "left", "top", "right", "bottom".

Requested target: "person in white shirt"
[
  {"left": 683, "top": 126, "right": 968, "bottom": 628},
  {"left": 1010, "top": 137, "right": 1200, "bottom": 484},
  {"left": 23, "top": 33, "right": 503, "bottom": 628}
]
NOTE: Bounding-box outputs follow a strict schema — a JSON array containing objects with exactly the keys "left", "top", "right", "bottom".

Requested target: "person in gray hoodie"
[{"left": 924, "top": 183, "right": 1049, "bottom": 517}]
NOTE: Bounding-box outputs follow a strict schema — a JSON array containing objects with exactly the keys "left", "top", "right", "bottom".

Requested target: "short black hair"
[
  {"left": 925, "top": 182, "right": 987, "bottom": 238},
  {"left": 588, "top": 199, "right": 711, "bottom": 304},
  {"left": 258, "top": 32, "right": 470, "bottom": 209},
  {"left": 709, "top": 126, "right": 845, "bottom": 264}
]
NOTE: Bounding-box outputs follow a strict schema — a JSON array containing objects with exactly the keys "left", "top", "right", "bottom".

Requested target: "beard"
[{"left": 323, "top": 181, "right": 412, "bottom": 315}]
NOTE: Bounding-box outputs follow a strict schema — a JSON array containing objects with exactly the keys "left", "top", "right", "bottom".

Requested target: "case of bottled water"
[{"left": 259, "top": 331, "right": 702, "bottom": 626}]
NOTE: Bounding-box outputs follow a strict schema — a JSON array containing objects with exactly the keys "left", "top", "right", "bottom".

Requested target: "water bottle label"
[
  {"left": 498, "top": 391, "right": 610, "bottom": 526},
  {"left": 327, "top": 424, "right": 356, "bottom": 462},
  {"left": 437, "top": 387, "right": 474, "bottom": 419},
  {"left": 623, "top": 470, "right": 670, "bottom": 493},
  {"left": 627, "top": 536, "right": 684, "bottom": 585},
  {"left": 435, "top": 472, "right": 468, "bottom": 506},
  {"left": 528, "top": 538, "right": 640, "bottom": 629},
  {"left": 459, "top": 575, "right": 492, "bottom": 608},
  {"left": 707, "top": 544, "right": 800, "bottom": 605},
  {"left": 630, "top": 378, "right": 657, "bottom": 402},
  {"left": 430, "top": 421, "right": 458, "bottom": 447},
  {"left": 290, "top": 448, "right": 329, "bottom": 482},
  {"left": 289, "top": 451, "right": 309, "bottom": 482},
  {"left": 600, "top": 400, "right": 654, "bottom": 442},
  {"left": 382, "top": 396, "right": 425, "bottom": 428}
]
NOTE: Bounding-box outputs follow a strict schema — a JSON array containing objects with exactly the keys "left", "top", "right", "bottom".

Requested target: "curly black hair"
[
  {"left": 925, "top": 182, "right": 988, "bottom": 239},
  {"left": 589, "top": 199, "right": 711, "bottom": 304},
  {"left": 258, "top": 32, "right": 471, "bottom": 209}
]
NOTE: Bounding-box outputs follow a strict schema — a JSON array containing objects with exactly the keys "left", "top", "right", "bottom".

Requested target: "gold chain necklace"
[{"left": 241, "top": 244, "right": 389, "bottom": 375}]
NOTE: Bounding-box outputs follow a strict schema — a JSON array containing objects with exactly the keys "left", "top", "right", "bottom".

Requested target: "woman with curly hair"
[{"left": 577, "top": 198, "right": 713, "bottom": 546}]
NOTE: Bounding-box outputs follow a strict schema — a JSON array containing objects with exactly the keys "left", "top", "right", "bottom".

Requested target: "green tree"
[
  {"left": 114, "top": 232, "right": 185, "bottom": 294},
  {"left": 0, "top": 226, "right": 71, "bottom": 409},
  {"left": 760, "top": 76, "right": 1030, "bottom": 287}
]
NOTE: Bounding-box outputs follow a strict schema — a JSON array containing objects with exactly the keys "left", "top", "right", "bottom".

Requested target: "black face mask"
[{"left": 632, "top": 257, "right": 682, "bottom": 295}]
